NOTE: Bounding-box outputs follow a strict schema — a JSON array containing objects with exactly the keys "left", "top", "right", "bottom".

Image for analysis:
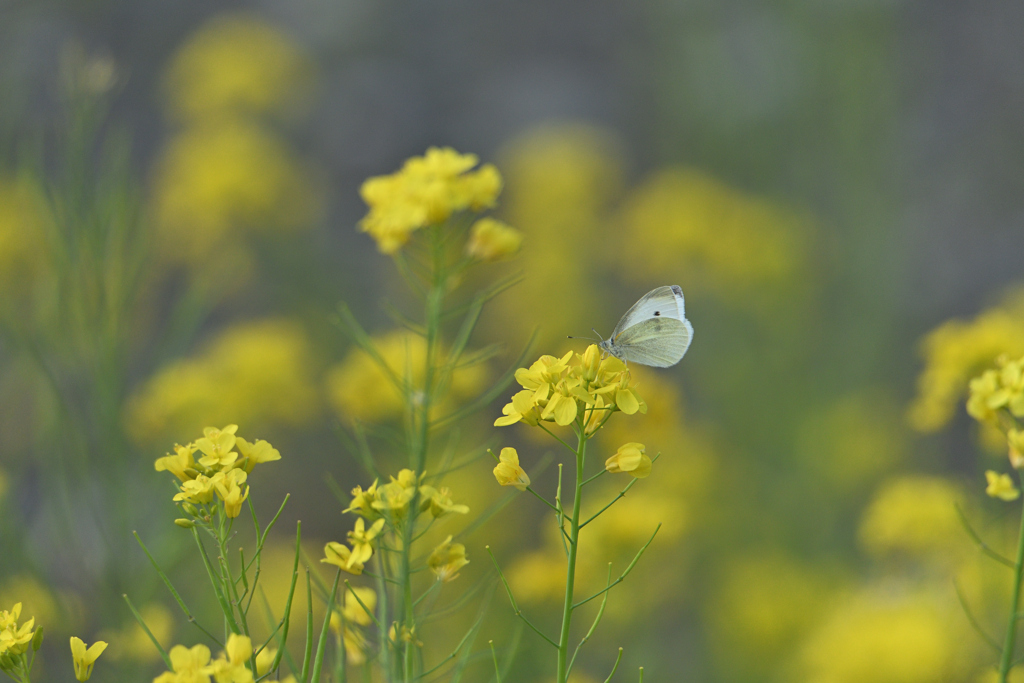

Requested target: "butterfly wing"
[
  {"left": 612, "top": 285, "right": 686, "bottom": 338},
  {"left": 612, "top": 316, "right": 693, "bottom": 368}
]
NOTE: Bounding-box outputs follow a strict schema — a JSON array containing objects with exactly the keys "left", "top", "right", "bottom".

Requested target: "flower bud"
[
  {"left": 174, "top": 518, "right": 196, "bottom": 529},
  {"left": 31, "top": 627, "right": 44, "bottom": 651},
  {"left": 581, "top": 344, "right": 602, "bottom": 382},
  {"left": 181, "top": 503, "right": 199, "bottom": 517}
]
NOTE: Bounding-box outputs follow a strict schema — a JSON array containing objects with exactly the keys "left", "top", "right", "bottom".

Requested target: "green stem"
[
  {"left": 556, "top": 424, "right": 586, "bottom": 683},
  {"left": 1000, "top": 500, "right": 1024, "bottom": 681}
]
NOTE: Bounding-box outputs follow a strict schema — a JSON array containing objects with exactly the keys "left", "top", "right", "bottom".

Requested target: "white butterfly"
[{"left": 598, "top": 285, "right": 693, "bottom": 368}]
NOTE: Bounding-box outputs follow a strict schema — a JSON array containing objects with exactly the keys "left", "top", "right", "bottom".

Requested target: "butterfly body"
[{"left": 599, "top": 285, "right": 693, "bottom": 368}]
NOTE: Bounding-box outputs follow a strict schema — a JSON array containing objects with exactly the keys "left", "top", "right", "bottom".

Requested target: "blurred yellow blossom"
[
  {"left": 466, "top": 217, "right": 522, "bottom": 261},
  {"left": 70, "top": 637, "right": 107, "bottom": 682},
  {"left": 618, "top": 167, "right": 809, "bottom": 305},
  {"left": 858, "top": 476, "right": 963, "bottom": 560},
  {"left": 98, "top": 603, "right": 174, "bottom": 662},
  {"left": 605, "top": 442, "right": 651, "bottom": 478},
  {"left": 707, "top": 554, "right": 841, "bottom": 678},
  {"left": 326, "top": 329, "right": 486, "bottom": 423},
  {"left": 0, "top": 176, "right": 49, "bottom": 299},
  {"left": 255, "top": 646, "right": 275, "bottom": 676},
  {"left": 420, "top": 485, "right": 470, "bottom": 518},
  {"left": 329, "top": 588, "right": 377, "bottom": 665},
  {"left": 910, "top": 291, "right": 1024, "bottom": 432},
  {"left": 127, "top": 319, "right": 319, "bottom": 442},
  {"left": 163, "top": 13, "right": 313, "bottom": 122},
  {"left": 428, "top": 535, "right": 469, "bottom": 582},
  {"left": 342, "top": 588, "right": 377, "bottom": 627},
  {"left": 799, "top": 588, "right": 972, "bottom": 683},
  {"left": 985, "top": 470, "right": 1020, "bottom": 501},
  {"left": 0, "top": 576, "right": 59, "bottom": 631},
  {"left": 153, "top": 119, "right": 322, "bottom": 262},
  {"left": 493, "top": 447, "right": 530, "bottom": 491},
  {"left": 359, "top": 147, "right": 503, "bottom": 253},
  {"left": 153, "top": 643, "right": 212, "bottom": 683}
]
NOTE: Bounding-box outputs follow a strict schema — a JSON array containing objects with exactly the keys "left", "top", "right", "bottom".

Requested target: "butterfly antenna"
[{"left": 592, "top": 328, "right": 603, "bottom": 341}]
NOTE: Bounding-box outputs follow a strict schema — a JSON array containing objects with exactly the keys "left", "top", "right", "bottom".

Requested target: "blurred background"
[{"left": 2, "top": 1, "right": 1024, "bottom": 681}]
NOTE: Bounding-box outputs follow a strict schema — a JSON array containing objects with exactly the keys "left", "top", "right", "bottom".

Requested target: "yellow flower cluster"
[
  {"left": 154, "top": 425, "right": 280, "bottom": 520},
  {"left": 967, "top": 354, "right": 1024, "bottom": 426},
  {"left": 495, "top": 345, "right": 646, "bottom": 429},
  {"left": 465, "top": 217, "right": 522, "bottom": 261},
  {"left": 329, "top": 587, "right": 377, "bottom": 665},
  {"left": 153, "top": 634, "right": 293, "bottom": 683},
  {"left": 618, "top": 167, "right": 809, "bottom": 305},
  {"left": 909, "top": 294, "right": 1024, "bottom": 432},
  {"left": 324, "top": 469, "right": 470, "bottom": 574},
  {"left": 0, "top": 603, "right": 36, "bottom": 667},
  {"left": 359, "top": 147, "right": 505, "bottom": 254}
]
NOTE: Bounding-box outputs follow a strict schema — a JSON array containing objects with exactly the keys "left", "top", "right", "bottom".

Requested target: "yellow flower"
[
  {"left": 255, "top": 646, "right": 276, "bottom": 676},
  {"left": 215, "top": 470, "right": 250, "bottom": 518},
  {"left": 428, "top": 536, "right": 469, "bottom": 582},
  {"left": 343, "top": 480, "right": 380, "bottom": 518},
  {"left": 347, "top": 518, "right": 385, "bottom": 567},
  {"left": 466, "top": 218, "right": 522, "bottom": 261},
  {"left": 494, "top": 389, "right": 544, "bottom": 427},
  {"left": 207, "top": 633, "right": 253, "bottom": 683},
  {"left": 341, "top": 624, "right": 369, "bottom": 665},
  {"left": 153, "top": 643, "right": 212, "bottom": 683},
  {"left": 986, "top": 470, "right": 1020, "bottom": 501},
  {"left": 235, "top": 437, "right": 281, "bottom": 473},
  {"left": 195, "top": 425, "right": 239, "bottom": 469},
  {"left": 421, "top": 486, "right": 470, "bottom": 518},
  {"left": 321, "top": 542, "right": 365, "bottom": 575},
  {"left": 174, "top": 474, "right": 219, "bottom": 505},
  {"left": 605, "top": 443, "right": 652, "bottom": 478},
  {"left": 493, "top": 448, "right": 530, "bottom": 491},
  {"left": 0, "top": 603, "right": 22, "bottom": 630},
  {"left": 70, "top": 637, "right": 108, "bottom": 682},
  {"left": 370, "top": 480, "right": 417, "bottom": 519},
  {"left": 359, "top": 147, "right": 504, "bottom": 254},
  {"left": 155, "top": 444, "right": 197, "bottom": 481},
  {"left": 0, "top": 616, "right": 34, "bottom": 655}
]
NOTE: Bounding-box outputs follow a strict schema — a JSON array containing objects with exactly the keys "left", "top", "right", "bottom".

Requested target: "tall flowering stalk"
[
  {"left": 326, "top": 147, "right": 524, "bottom": 681},
  {"left": 135, "top": 425, "right": 307, "bottom": 683},
  {"left": 491, "top": 345, "right": 663, "bottom": 682},
  {"left": 961, "top": 355, "right": 1024, "bottom": 682}
]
